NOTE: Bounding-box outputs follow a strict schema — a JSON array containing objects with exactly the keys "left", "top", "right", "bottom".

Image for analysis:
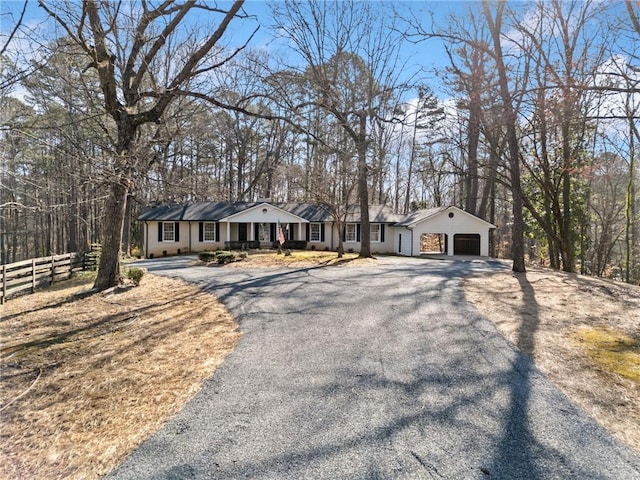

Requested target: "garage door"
[{"left": 454, "top": 234, "right": 480, "bottom": 255}]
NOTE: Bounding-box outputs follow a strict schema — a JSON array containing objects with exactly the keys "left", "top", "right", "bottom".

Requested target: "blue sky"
[
  {"left": 1, "top": 0, "right": 480, "bottom": 96},
  {"left": 2, "top": 0, "right": 635, "bottom": 103}
]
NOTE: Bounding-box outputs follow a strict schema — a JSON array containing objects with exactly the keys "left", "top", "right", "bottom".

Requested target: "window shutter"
[
  {"left": 321, "top": 223, "right": 325, "bottom": 242},
  {"left": 342, "top": 225, "right": 346, "bottom": 241},
  {"left": 254, "top": 223, "right": 259, "bottom": 240},
  {"left": 199, "top": 222, "right": 204, "bottom": 242},
  {"left": 174, "top": 222, "right": 180, "bottom": 242},
  {"left": 158, "top": 223, "right": 163, "bottom": 242},
  {"left": 305, "top": 223, "right": 310, "bottom": 241},
  {"left": 289, "top": 223, "right": 295, "bottom": 240},
  {"left": 381, "top": 224, "right": 385, "bottom": 242},
  {"left": 215, "top": 222, "right": 220, "bottom": 242},
  {"left": 356, "top": 224, "right": 361, "bottom": 242}
]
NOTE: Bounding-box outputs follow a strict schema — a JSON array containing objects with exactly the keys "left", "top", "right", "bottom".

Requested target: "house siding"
[
  {"left": 139, "top": 204, "right": 495, "bottom": 258},
  {"left": 145, "top": 221, "right": 190, "bottom": 257},
  {"left": 396, "top": 227, "right": 413, "bottom": 256}
]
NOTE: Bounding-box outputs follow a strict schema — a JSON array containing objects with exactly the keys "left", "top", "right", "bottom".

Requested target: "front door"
[
  {"left": 238, "top": 223, "right": 247, "bottom": 241},
  {"left": 258, "top": 222, "right": 270, "bottom": 242}
]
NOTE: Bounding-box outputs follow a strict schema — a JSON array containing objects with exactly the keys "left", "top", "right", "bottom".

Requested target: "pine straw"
[
  {"left": 221, "top": 250, "right": 374, "bottom": 268},
  {"left": 463, "top": 266, "right": 640, "bottom": 454},
  {"left": 0, "top": 274, "right": 240, "bottom": 480}
]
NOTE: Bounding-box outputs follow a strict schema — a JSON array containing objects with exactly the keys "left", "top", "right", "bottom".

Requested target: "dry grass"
[
  {"left": 0, "top": 274, "right": 240, "bottom": 480},
  {"left": 221, "top": 250, "right": 373, "bottom": 268},
  {"left": 464, "top": 266, "right": 640, "bottom": 454}
]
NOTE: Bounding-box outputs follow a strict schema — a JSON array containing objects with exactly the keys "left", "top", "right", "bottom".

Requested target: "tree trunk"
[
  {"left": 94, "top": 178, "right": 128, "bottom": 290},
  {"left": 465, "top": 90, "right": 480, "bottom": 216},
  {"left": 122, "top": 194, "right": 132, "bottom": 257},
  {"left": 626, "top": 106, "right": 636, "bottom": 283},
  {"left": 336, "top": 219, "right": 345, "bottom": 258},
  {"left": 357, "top": 114, "right": 371, "bottom": 258},
  {"left": 483, "top": 1, "right": 526, "bottom": 273}
]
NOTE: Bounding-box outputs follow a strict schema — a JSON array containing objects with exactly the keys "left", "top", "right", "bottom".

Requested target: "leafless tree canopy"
[{"left": 1, "top": 0, "right": 639, "bottom": 284}]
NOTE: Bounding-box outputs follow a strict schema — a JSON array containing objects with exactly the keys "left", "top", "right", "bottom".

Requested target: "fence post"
[
  {"left": 50, "top": 255, "right": 55, "bottom": 285},
  {"left": 2, "top": 264, "right": 6, "bottom": 304},
  {"left": 32, "top": 258, "right": 37, "bottom": 293}
]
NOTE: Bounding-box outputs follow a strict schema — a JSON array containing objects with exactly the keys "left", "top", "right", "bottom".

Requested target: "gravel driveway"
[{"left": 108, "top": 256, "right": 640, "bottom": 479}]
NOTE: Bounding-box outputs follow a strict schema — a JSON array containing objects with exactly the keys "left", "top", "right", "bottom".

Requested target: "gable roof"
[
  {"left": 393, "top": 207, "right": 447, "bottom": 227},
  {"left": 394, "top": 205, "right": 496, "bottom": 228}
]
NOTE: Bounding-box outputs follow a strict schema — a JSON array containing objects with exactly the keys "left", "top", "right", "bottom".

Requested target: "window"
[
  {"left": 310, "top": 223, "right": 321, "bottom": 242},
  {"left": 203, "top": 222, "right": 216, "bottom": 242},
  {"left": 163, "top": 222, "right": 175, "bottom": 242},
  {"left": 370, "top": 224, "right": 380, "bottom": 242},
  {"left": 346, "top": 223, "right": 357, "bottom": 242}
]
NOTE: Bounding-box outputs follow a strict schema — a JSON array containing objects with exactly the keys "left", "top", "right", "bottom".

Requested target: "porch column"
[
  {"left": 226, "top": 222, "right": 231, "bottom": 242},
  {"left": 250, "top": 222, "right": 254, "bottom": 241},
  {"left": 447, "top": 232, "right": 454, "bottom": 256},
  {"left": 299, "top": 223, "right": 303, "bottom": 241}
]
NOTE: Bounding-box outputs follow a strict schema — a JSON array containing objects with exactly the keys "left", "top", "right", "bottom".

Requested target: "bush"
[
  {"left": 199, "top": 251, "right": 217, "bottom": 263},
  {"left": 127, "top": 267, "right": 145, "bottom": 286},
  {"left": 272, "top": 240, "right": 307, "bottom": 250},
  {"left": 216, "top": 252, "right": 237, "bottom": 264}
]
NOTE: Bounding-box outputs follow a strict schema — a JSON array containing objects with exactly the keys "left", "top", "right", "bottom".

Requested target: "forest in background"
[{"left": 1, "top": 0, "right": 639, "bottom": 285}]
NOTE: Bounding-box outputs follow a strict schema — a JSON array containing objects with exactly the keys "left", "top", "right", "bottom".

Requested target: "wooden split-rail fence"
[{"left": 1, "top": 252, "right": 98, "bottom": 304}]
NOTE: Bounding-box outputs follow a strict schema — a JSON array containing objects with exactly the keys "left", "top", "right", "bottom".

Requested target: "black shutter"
[
  {"left": 356, "top": 224, "right": 361, "bottom": 242},
  {"left": 215, "top": 222, "right": 220, "bottom": 242},
  {"left": 289, "top": 223, "right": 295, "bottom": 240},
  {"left": 199, "top": 222, "right": 204, "bottom": 242},
  {"left": 381, "top": 224, "right": 385, "bottom": 242},
  {"left": 321, "top": 224, "right": 325, "bottom": 242},
  {"left": 174, "top": 222, "right": 180, "bottom": 242},
  {"left": 306, "top": 223, "right": 310, "bottom": 241},
  {"left": 254, "top": 223, "right": 259, "bottom": 240},
  {"left": 158, "top": 222, "right": 163, "bottom": 242},
  {"left": 342, "top": 225, "right": 346, "bottom": 241},
  {"left": 270, "top": 223, "right": 276, "bottom": 241}
]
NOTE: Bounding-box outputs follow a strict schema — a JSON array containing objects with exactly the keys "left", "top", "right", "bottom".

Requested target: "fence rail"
[{"left": 1, "top": 252, "right": 93, "bottom": 304}]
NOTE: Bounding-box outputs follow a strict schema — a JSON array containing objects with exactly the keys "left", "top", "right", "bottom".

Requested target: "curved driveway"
[{"left": 108, "top": 256, "right": 640, "bottom": 479}]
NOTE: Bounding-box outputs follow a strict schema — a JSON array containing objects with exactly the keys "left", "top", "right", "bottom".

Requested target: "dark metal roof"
[
  {"left": 272, "top": 203, "right": 333, "bottom": 222},
  {"left": 345, "top": 205, "right": 404, "bottom": 224}
]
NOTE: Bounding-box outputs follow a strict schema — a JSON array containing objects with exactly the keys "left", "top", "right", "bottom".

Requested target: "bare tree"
[
  {"left": 481, "top": 0, "right": 527, "bottom": 272},
  {"left": 270, "top": 0, "right": 408, "bottom": 258},
  {"left": 40, "top": 0, "right": 253, "bottom": 289}
]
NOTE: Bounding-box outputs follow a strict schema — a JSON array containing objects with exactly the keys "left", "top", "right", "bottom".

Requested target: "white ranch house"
[{"left": 138, "top": 202, "right": 496, "bottom": 258}]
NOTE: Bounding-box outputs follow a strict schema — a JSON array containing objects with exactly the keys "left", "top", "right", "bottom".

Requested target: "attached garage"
[
  {"left": 454, "top": 234, "right": 481, "bottom": 255},
  {"left": 394, "top": 206, "right": 496, "bottom": 257}
]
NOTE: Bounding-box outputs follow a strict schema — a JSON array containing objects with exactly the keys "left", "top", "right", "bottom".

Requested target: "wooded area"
[{"left": 1, "top": 0, "right": 639, "bottom": 285}]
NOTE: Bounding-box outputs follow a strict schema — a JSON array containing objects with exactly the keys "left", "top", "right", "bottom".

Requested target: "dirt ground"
[
  {"left": 0, "top": 274, "right": 240, "bottom": 480},
  {"left": 463, "top": 266, "right": 640, "bottom": 455}
]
